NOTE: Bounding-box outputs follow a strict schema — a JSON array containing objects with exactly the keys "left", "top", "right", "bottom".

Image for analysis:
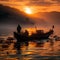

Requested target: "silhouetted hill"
[
  {"left": 43, "top": 11, "right": 60, "bottom": 24},
  {"left": 0, "top": 4, "right": 60, "bottom": 25},
  {"left": 34, "top": 11, "right": 60, "bottom": 24},
  {"left": 0, "top": 4, "right": 33, "bottom": 25}
]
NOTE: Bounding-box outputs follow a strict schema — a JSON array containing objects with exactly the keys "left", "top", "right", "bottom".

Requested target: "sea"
[{"left": 0, "top": 35, "right": 60, "bottom": 60}]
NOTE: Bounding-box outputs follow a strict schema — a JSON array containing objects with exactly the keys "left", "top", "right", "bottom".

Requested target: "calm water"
[{"left": 0, "top": 36, "right": 60, "bottom": 60}]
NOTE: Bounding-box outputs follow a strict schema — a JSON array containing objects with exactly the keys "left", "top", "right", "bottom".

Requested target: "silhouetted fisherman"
[
  {"left": 52, "top": 25, "right": 54, "bottom": 30},
  {"left": 14, "top": 24, "right": 22, "bottom": 54},
  {"left": 17, "top": 24, "right": 21, "bottom": 33},
  {"left": 52, "top": 25, "right": 54, "bottom": 29}
]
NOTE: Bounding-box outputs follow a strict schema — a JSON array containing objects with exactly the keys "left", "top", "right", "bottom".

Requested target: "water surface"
[{"left": 0, "top": 37, "right": 60, "bottom": 60}]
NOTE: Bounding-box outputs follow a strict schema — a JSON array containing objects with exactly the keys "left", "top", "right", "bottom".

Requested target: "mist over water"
[{"left": 0, "top": 24, "right": 60, "bottom": 36}]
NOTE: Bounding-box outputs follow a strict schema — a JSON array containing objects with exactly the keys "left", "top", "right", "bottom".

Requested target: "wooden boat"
[
  {"left": 14, "top": 29, "right": 54, "bottom": 42},
  {"left": 14, "top": 31, "right": 29, "bottom": 42},
  {"left": 30, "top": 29, "right": 54, "bottom": 40},
  {"left": 13, "top": 25, "right": 54, "bottom": 41}
]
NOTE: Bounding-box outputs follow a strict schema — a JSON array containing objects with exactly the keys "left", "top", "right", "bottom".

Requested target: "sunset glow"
[
  {"left": 24, "top": 7, "right": 32, "bottom": 14},
  {"left": 0, "top": 0, "right": 60, "bottom": 59}
]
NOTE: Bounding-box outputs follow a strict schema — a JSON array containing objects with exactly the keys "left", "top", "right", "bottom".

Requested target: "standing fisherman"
[
  {"left": 14, "top": 24, "right": 22, "bottom": 54},
  {"left": 17, "top": 24, "right": 21, "bottom": 33}
]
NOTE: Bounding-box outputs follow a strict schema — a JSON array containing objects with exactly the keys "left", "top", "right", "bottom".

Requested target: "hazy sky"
[
  {"left": 0, "top": 0, "right": 60, "bottom": 13},
  {"left": 0, "top": 0, "right": 60, "bottom": 35}
]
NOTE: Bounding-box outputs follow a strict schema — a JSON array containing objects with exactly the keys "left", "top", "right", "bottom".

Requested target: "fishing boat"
[
  {"left": 30, "top": 29, "right": 54, "bottom": 40},
  {"left": 14, "top": 25, "right": 54, "bottom": 41}
]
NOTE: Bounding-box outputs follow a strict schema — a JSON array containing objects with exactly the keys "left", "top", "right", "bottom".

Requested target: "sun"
[{"left": 24, "top": 7, "right": 32, "bottom": 14}]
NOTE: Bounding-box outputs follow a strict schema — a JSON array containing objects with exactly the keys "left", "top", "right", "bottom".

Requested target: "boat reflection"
[{"left": 0, "top": 38, "right": 60, "bottom": 60}]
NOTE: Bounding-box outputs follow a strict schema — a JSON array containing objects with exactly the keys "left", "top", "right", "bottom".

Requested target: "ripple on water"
[{"left": 0, "top": 39, "right": 60, "bottom": 60}]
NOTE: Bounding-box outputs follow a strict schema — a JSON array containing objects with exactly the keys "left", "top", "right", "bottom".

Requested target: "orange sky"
[
  {"left": 0, "top": 0, "right": 60, "bottom": 13},
  {"left": 0, "top": 0, "right": 60, "bottom": 36}
]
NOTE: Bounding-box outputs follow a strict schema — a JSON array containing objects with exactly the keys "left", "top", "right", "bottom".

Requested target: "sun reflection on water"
[{"left": 0, "top": 36, "right": 60, "bottom": 60}]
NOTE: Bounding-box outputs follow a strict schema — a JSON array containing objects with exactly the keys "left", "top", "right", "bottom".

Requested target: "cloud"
[
  {"left": 51, "top": 0, "right": 60, "bottom": 2},
  {"left": 0, "top": 0, "right": 55, "bottom": 6},
  {"left": 0, "top": 0, "right": 9, "bottom": 1},
  {"left": 27, "top": 1, "right": 52, "bottom": 6}
]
